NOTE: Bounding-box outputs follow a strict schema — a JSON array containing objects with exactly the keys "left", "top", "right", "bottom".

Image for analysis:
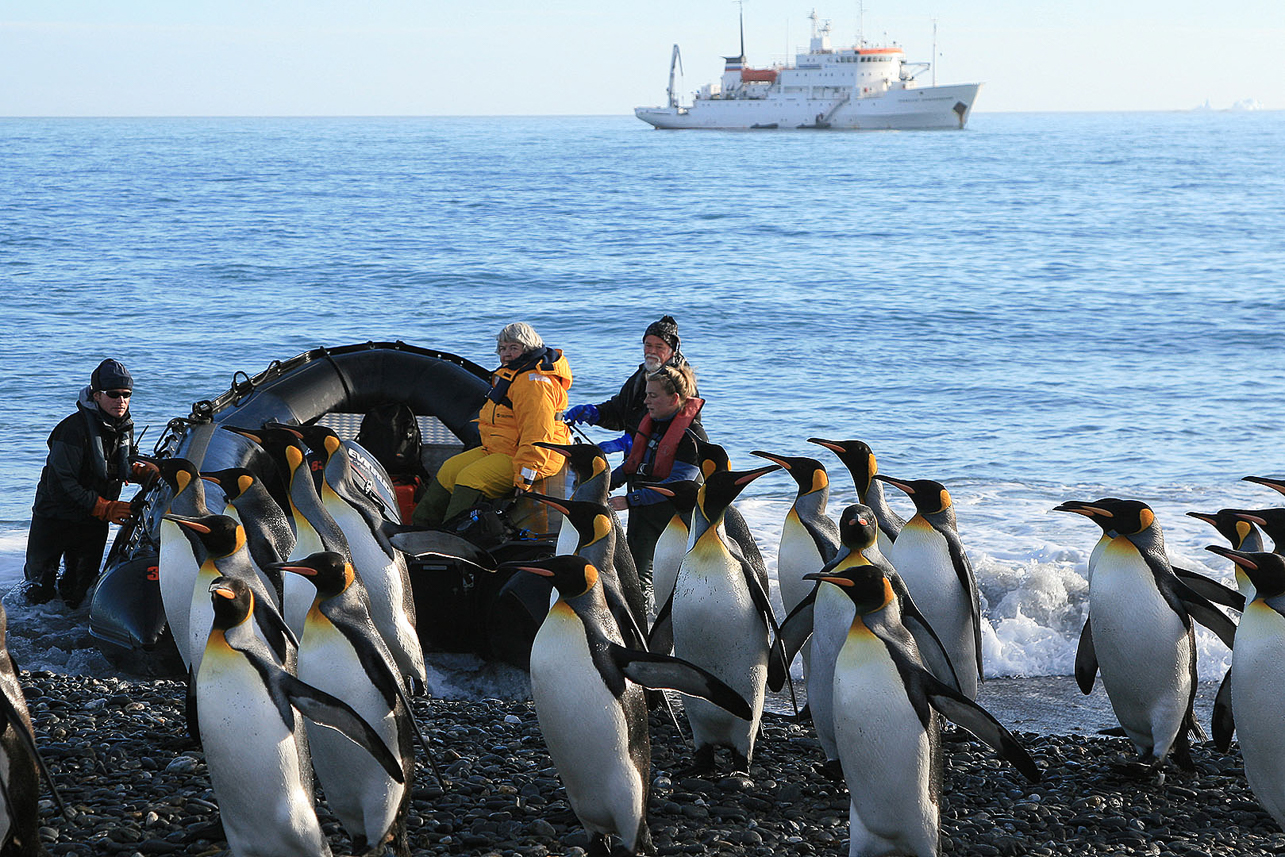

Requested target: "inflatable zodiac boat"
[{"left": 91, "top": 341, "right": 566, "bottom": 676}]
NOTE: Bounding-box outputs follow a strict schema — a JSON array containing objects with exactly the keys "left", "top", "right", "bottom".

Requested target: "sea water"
[{"left": 2, "top": 112, "right": 1283, "bottom": 686}]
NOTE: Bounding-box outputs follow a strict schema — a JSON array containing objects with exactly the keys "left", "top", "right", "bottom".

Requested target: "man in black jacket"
[
  {"left": 565, "top": 315, "right": 708, "bottom": 442},
  {"left": 23, "top": 359, "right": 140, "bottom": 608}
]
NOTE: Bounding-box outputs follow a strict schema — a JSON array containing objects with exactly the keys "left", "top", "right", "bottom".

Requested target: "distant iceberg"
[{"left": 1231, "top": 98, "right": 1263, "bottom": 111}]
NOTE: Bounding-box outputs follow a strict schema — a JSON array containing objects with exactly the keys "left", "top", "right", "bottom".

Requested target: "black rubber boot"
[
  {"left": 411, "top": 479, "right": 452, "bottom": 527},
  {"left": 442, "top": 485, "right": 487, "bottom": 523}
]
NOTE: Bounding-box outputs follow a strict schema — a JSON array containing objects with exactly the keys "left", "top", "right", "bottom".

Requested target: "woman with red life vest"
[
  {"left": 608, "top": 363, "right": 702, "bottom": 593},
  {"left": 412, "top": 322, "right": 572, "bottom": 527}
]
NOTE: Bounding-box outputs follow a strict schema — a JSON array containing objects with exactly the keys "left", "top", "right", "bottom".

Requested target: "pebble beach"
[{"left": 23, "top": 671, "right": 1285, "bottom": 857}]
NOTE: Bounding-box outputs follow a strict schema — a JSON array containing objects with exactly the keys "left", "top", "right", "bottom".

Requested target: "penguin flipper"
[
  {"left": 604, "top": 585, "right": 651, "bottom": 652},
  {"left": 892, "top": 577, "right": 963, "bottom": 694},
  {"left": 1075, "top": 617, "right": 1097, "bottom": 695},
  {"left": 388, "top": 530, "right": 497, "bottom": 571},
  {"left": 922, "top": 678, "right": 1041, "bottom": 784},
  {"left": 251, "top": 594, "right": 299, "bottom": 664},
  {"left": 280, "top": 673, "right": 406, "bottom": 784},
  {"left": 1212, "top": 666, "right": 1235, "bottom": 753},
  {"left": 738, "top": 558, "right": 790, "bottom": 692},
  {"left": 647, "top": 590, "right": 675, "bottom": 655},
  {"left": 1173, "top": 566, "right": 1246, "bottom": 611},
  {"left": 0, "top": 689, "right": 71, "bottom": 820},
  {"left": 1174, "top": 585, "right": 1238, "bottom": 649},
  {"left": 944, "top": 533, "right": 984, "bottom": 684},
  {"left": 608, "top": 643, "right": 753, "bottom": 721},
  {"left": 776, "top": 587, "right": 818, "bottom": 684}
]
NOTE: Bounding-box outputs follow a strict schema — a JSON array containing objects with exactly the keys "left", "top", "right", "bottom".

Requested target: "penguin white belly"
[
  {"left": 888, "top": 521, "right": 979, "bottom": 697},
  {"left": 284, "top": 518, "right": 327, "bottom": 636},
  {"left": 530, "top": 604, "right": 645, "bottom": 850},
  {"left": 197, "top": 639, "right": 329, "bottom": 857},
  {"left": 833, "top": 624, "right": 937, "bottom": 857},
  {"left": 1231, "top": 602, "right": 1285, "bottom": 826},
  {"left": 297, "top": 618, "right": 403, "bottom": 848},
  {"left": 651, "top": 521, "right": 688, "bottom": 617},
  {"left": 159, "top": 520, "right": 199, "bottom": 669},
  {"left": 672, "top": 542, "right": 767, "bottom": 758},
  {"left": 323, "top": 495, "right": 426, "bottom": 686},
  {"left": 1089, "top": 541, "right": 1190, "bottom": 761},
  {"left": 809, "top": 581, "right": 856, "bottom": 762},
  {"left": 778, "top": 513, "right": 825, "bottom": 616}
]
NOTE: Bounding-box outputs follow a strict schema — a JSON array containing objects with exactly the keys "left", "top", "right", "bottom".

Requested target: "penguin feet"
[
  {"left": 729, "top": 750, "right": 751, "bottom": 777},
  {"left": 818, "top": 758, "right": 845, "bottom": 782},
  {"left": 675, "top": 745, "right": 717, "bottom": 777}
]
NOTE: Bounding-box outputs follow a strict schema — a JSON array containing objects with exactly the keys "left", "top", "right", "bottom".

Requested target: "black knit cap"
[
  {"left": 91, "top": 358, "right": 133, "bottom": 391},
  {"left": 643, "top": 315, "right": 680, "bottom": 352}
]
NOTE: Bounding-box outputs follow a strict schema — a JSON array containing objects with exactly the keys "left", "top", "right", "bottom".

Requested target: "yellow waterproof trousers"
[{"left": 434, "top": 447, "right": 516, "bottom": 499}]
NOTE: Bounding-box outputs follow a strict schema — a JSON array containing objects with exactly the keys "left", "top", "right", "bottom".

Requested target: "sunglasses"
[{"left": 101, "top": 389, "right": 132, "bottom": 399}]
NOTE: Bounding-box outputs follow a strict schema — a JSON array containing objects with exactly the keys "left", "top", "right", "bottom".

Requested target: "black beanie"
[
  {"left": 643, "top": 315, "right": 680, "bottom": 352},
  {"left": 91, "top": 359, "right": 134, "bottom": 391}
]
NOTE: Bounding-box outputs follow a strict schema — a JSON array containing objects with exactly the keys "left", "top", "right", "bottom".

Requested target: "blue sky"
[{"left": 2, "top": 1, "right": 1282, "bottom": 116}]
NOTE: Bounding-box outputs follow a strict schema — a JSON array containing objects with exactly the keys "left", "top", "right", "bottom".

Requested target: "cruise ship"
[{"left": 635, "top": 12, "right": 982, "bottom": 131}]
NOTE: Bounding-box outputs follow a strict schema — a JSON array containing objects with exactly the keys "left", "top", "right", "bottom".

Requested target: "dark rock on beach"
[{"left": 22, "top": 671, "right": 1285, "bottom": 856}]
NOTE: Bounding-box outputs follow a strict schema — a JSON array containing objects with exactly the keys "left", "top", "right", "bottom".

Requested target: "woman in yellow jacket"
[{"left": 413, "top": 322, "right": 572, "bottom": 527}]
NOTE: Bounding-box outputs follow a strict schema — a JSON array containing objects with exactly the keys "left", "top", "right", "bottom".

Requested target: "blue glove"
[
  {"left": 564, "top": 403, "right": 599, "bottom": 426},
  {"left": 597, "top": 433, "right": 633, "bottom": 455}
]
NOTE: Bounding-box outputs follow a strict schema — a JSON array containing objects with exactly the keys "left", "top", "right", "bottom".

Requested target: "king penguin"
[
  {"left": 154, "top": 457, "right": 214, "bottom": 670},
  {"left": 777, "top": 503, "right": 959, "bottom": 779},
  {"left": 223, "top": 426, "right": 351, "bottom": 637},
  {"left": 1202, "top": 546, "right": 1285, "bottom": 828},
  {"left": 524, "top": 492, "right": 649, "bottom": 646},
  {"left": 196, "top": 576, "right": 403, "bottom": 857},
  {"left": 671, "top": 464, "right": 783, "bottom": 774},
  {"left": 0, "top": 599, "right": 68, "bottom": 856},
  {"left": 200, "top": 466, "right": 295, "bottom": 598},
  {"left": 534, "top": 441, "right": 631, "bottom": 572},
  {"left": 288, "top": 423, "right": 427, "bottom": 693},
  {"left": 638, "top": 480, "right": 701, "bottom": 656},
  {"left": 516, "top": 555, "right": 750, "bottom": 856},
  {"left": 1053, "top": 498, "right": 1236, "bottom": 772},
  {"left": 693, "top": 441, "right": 771, "bottom": 596},
  {"left": 750, "top": 451, "right": 839, "bottom": 682},
  {"left": 275, "top": 552, "right": 419, "bottom": 857},
  {"left": 808, "top": 438, "right": 905, "bottom": 556},
  {"left": 875, "top": 474, "right": 984, "bottom": 699},
  {"left": 1186, "top": 508, "right": 1262, "bottom": 603},
  {"left": 818, "top": 562, "right": 1038, "bottom": 857}
]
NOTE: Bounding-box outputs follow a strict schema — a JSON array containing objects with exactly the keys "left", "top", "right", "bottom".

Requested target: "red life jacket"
[{"left": 623, "top": 397, "right": 704, "bottom": 481}]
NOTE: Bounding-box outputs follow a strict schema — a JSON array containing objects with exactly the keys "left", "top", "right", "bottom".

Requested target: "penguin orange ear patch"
[
  {"left": 938, "top": 489, "right": 952, "bottom": 511},
  {"left": 1138, "top": 508, "right": 1155, "bottom": 530}
]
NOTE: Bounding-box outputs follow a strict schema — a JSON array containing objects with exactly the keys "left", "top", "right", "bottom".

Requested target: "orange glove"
[
  {"left": 92, "top": 497, "right": 132, "bottom": 524},
  {"left": 131, "top": 460, "right": 159, "bottom": 484}
]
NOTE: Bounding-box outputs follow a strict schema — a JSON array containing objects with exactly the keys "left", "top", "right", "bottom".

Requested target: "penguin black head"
[
  {"left": 1187, "top": 509, "right": 1260, "bottom": 549},
  {"left": 200, "top": 467, "right": 259, "bottom": 503},
  {"left": 288, "top": 423, "right": 343, "bottom": 460},
  {"left": 223, "top": 425, "right": 307, "bottom": 465},
  {"left": 524, "top": 493, "right": 612, "bottom": 546},
  {"left": 698, "top": 465, "right": 780, "bottom": 521},
  {"left": 164, "top": 513, "right": 245, "bottom": 557},
  {"left": 1052, "top": 498, "right": 1156, "bottom": 537},
  {"left": 273, "top": 551, "right": 354, "bottom": 599},
  {"left": 155, "top": 457, "right": 201, "bottom": 496},
  {"left": 534, "top": 441, "right": 609, "bottom": 483},
  {"left": 694, "top": 439, "right": 731, "bottom": 479},
  {"left": 750, "top": 451, "right": 828, "bottom": 495},
  {"left": 209, "top": 576, "right": 254, "bottom": 630},
  {"left": 838, "top": 503, "right": 880, "bottom": 552},
  {"left": 506, "top": 555, "right": 600, "bottom": 600},
  {"left": 804, "top": 564, "right": 891, "bottom": 615},
  {"left": 1243, "top": 475, "right": 1285, "bottom": 498},
  {"left": 1228, "top": 508, "right": 1285, "bottom": 548},
  {"left": 807, "top": 438, "right": 877, "bottom": 493},
  {"left": 636, "top": 479, "right": 702, "bottom": 516},
  {"left": 874, "top": 475, "right": 953, "bottom": 516},
  {"left": 1206, "top": 547, "right": 1285, "bottom": 600}
]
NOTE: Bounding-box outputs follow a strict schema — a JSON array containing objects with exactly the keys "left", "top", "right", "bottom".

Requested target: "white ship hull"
[{"left": 636, "top": 82, "right": 982, "bottom": 131}]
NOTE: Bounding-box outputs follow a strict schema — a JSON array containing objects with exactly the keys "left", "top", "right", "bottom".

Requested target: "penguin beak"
[
  {"left": 513, "top": 566, "right": 555, "bottom": 578},
  {"left": 636, "top": 482, "right": 675, "bottom": 497},
  {"left": 806, "top": 438, "right": 843, "bottom": 454},
  {"left": 750, "top": 451, "right": 790, "bottom": 469},
  {"left": 1051, "top": 502, "right": 1111, "bottom": 518},
  {"left": 872, "top": 474, "right": 912, "bottom": 495},
  {"left": 223, "top": 426, "right": 264, "bottom": 444},
  {"left": 803, "top": 572, "right": 852, "bottom": 587},
  {"left": 1206, "top": 545, "right": 1257, "bottom": 570},
  {"left": 164, "top": 514, "right": 211, "bottom": 534},
  {"left": 735, "top": 464, "right": 781, "bottom": 486},
  {"left": 273, "top": 563, "right": 319, "bottom": 578},
  {"left": 525, "top": 493, "right": 569, "bottom": 515},
  {"left": 1232, "top": 511, "right": 1269, "bottom": 526},
  {"left": 1185, "top": 511, "right": 1216, "bottom": 525},
  {"left": 1244, "top": 475, "right": 1285, "bottom": 496}
]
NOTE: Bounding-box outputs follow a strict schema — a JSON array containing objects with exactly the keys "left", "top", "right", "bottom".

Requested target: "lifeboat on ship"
[{"left": 90, "top": 341, "right": 567, "bottom": 676}]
